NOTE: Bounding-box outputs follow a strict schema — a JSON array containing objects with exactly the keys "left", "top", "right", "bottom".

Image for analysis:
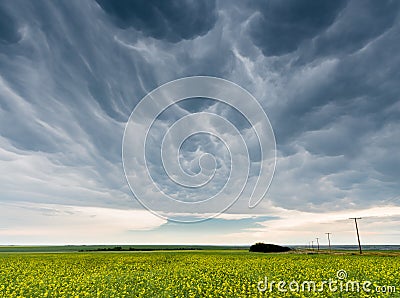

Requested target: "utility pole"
[
  {"left": 311, "top": 241, "right": 314, "bottom": 251},
  {"left": 316, "top": 237, "right": 320, "bottom": 252},
  {"left": 349, "top": 218, "right": 363, "bottom": 254},
  {"left": 325, "top": 233, "right": 332, "bottom": 252}
]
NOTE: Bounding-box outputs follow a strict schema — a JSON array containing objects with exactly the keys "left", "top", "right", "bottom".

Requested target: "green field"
[
  {"left": 0, "top": 251, "right": 399, "bottom": 297},
  {"left": 0, "top": 245, "right": 248, "bottom": 253}
]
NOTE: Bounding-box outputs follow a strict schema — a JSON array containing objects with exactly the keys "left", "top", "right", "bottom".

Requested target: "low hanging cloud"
[
  {"left": 95, "top": 0, "right": 217, "bottom": 42},
  {"left": 0, "top": 4, "right": 21, "bottom": 45},
  {"left": 248, "top": 0, "right": 347, "bottom": 56},
  {"left": 307, "top": 0, "right": 400, "bottom": 59}
]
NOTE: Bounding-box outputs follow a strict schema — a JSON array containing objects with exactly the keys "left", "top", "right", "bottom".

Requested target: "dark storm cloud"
[
  {"left": 95, "top": 0, "right": 217, "bottom": 42},
  {"left": 0, "top": 0, "right": 230, "bottom": 212},
  {"left": 0, "top": 0, "right": 399, "bottom": 224},
  {"left": 248, "top": 0, "right": 347, "bottom": 56},
  {"left": 0, "top": 0, "right": 158, "bottom": 152},
  {"left": 0, "top": 4, "right": 21, "bottom": 45},
  {"left": 0, "top": 0, "right": 156, "bottom": 208},
  {"left": 273, "top": 18, "right": 400, "bottom": 153},
  {"left": 307, "top": 0, "right": 400, "bottom": 59},
  {"left": 231, "top": 0, "right": 400, "bottom": 211},
  {"left": 248, "top": 0, "right": 400, "bottom": 60}
]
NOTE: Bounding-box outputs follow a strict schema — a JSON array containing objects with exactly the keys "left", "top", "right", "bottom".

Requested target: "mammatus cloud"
[
  {"left": 305, "top": 0, "right": 400, "bottom": 59},
  {"left": 248, "top": 0, "right": 400, "bottom": 59},
  {"left": 95, "top": 0, "right": 217, "bottom": 42},
  {"left": 0, "top": 4, "right": 21, "bottom": 45},
  {"left": 248, "top": 0, "right": 347, "bottom": 56},
  {"left": 122, "top": 77, "right": 276, "bottom": 222}
]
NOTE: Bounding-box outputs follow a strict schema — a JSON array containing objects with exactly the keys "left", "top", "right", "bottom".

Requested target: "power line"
[{"left": 349, "top": 217, "right": 363, "bottom": 254}]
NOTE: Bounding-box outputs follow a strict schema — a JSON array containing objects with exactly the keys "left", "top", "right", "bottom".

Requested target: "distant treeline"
[
  {"left": 0, "top": 245, "right": 249, "bottom": 253},
  {"left": 79, "top": 246, "right": 203, "bottom": 252},
  {"left": 249, "top": 243, "right": 291, "bottom": 253}
]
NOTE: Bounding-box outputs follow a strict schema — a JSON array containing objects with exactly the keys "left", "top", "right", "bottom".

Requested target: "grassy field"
[
  {"left": 0, "top": 250, "right": 399, "bottom": 297},
  {"left": 0, "top": 245, "right": 248, "bottom": 253}
]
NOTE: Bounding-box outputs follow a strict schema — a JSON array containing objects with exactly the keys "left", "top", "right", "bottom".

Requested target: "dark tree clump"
[{"left": 249, "top": 243, "right": 291, "bottom": 253}]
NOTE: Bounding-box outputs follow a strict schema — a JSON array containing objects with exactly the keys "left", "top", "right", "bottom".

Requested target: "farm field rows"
[{"left": 0, "top": 251, "right": 399, "bottom": 297}]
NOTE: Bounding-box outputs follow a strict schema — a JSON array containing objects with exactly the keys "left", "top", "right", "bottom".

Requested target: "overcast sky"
[{"left": 0, "top": 0, "right": 399, "bottom": 245}]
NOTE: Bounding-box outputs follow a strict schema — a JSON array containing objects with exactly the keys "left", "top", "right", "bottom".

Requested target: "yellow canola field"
[{"left": 0, "top": 251, "right": 399, "bottom": 297}]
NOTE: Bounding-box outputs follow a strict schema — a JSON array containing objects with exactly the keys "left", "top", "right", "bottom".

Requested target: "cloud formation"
[
  {"left": 248, "top": 0, "right": 347, "bottom": 56},
  {"left": 95, "top": 0, "right": 217, "bottom": 42},
  {"left": 0, "top": 0, "right": 399, "bottom": 243},
  {"left": 0, "top": 4, "right": 21, "bottom": 45}
]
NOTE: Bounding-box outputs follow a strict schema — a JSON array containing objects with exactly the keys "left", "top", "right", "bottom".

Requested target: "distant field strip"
[{"left": 0, "top": 251, "right": 399, "bottom": 297}]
